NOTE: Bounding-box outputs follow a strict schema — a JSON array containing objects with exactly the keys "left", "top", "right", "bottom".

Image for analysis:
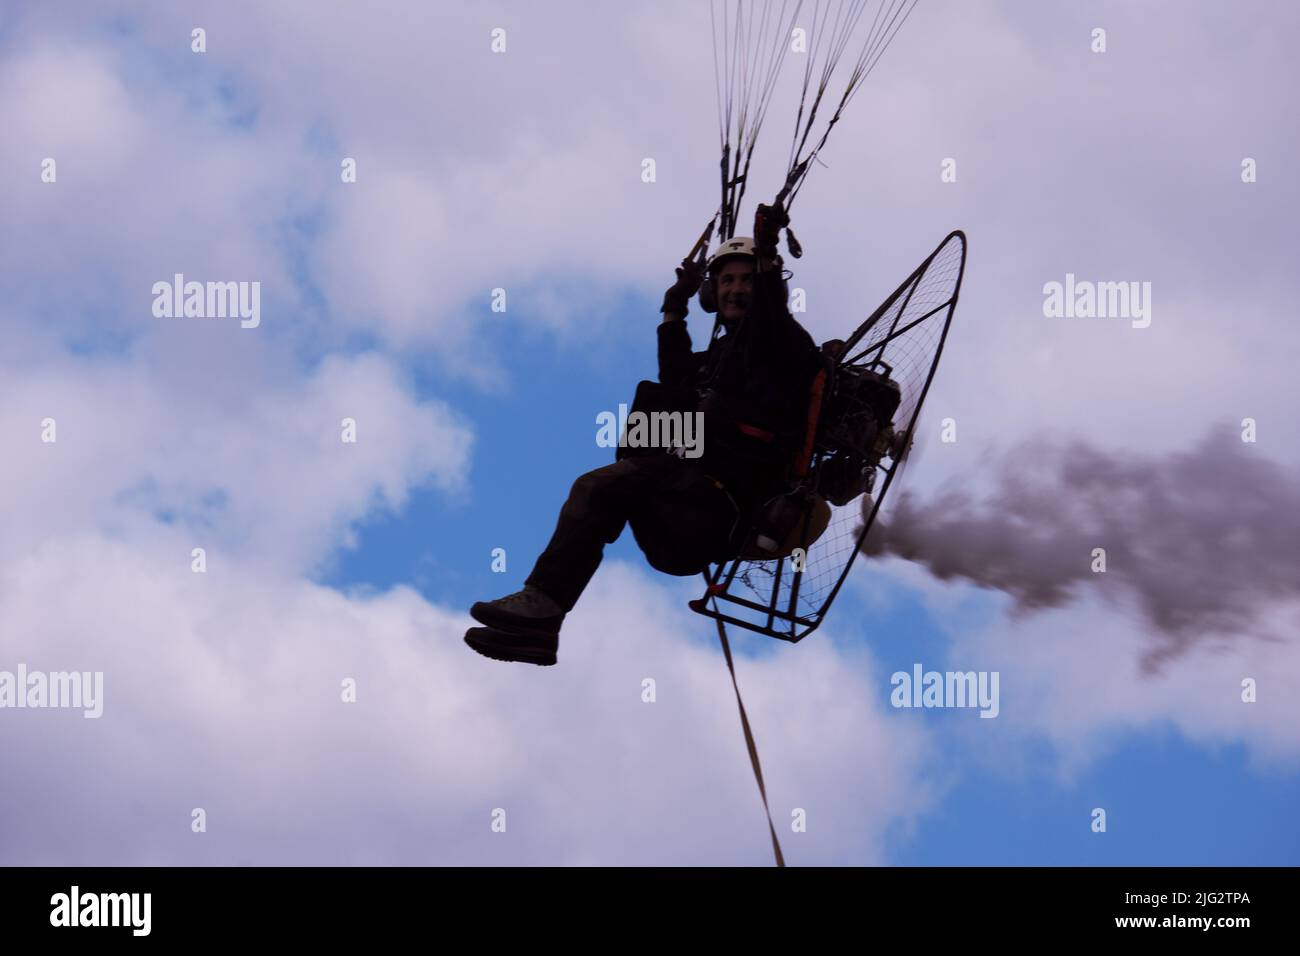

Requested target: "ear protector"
[{"left": 699, "top": 273, "right": 719, "bottom": 313}]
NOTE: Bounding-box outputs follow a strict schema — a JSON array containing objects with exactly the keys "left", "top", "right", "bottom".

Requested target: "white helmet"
[{"left": 707, "top": 236, "right": 756, "bottom": 272}]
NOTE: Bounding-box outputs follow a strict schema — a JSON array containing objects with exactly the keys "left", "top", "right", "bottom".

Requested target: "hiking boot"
[{"left": 469, "top": 586, "right": 565, "bottom": 637}]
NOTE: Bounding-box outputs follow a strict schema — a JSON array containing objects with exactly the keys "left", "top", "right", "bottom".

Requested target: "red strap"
[
  {"left": 793, "top": 368, "right": 827, "bottom": 478},
  {"left": 735, "top": 421, "right": 776, "bottom": 442}
]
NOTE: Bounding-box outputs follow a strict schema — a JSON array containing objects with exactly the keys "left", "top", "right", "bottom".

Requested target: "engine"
[{"left": 813, "top": 361, "right": 902, "bottom": 506}]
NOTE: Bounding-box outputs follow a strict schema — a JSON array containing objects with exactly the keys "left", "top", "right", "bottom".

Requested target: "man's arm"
[
  {"left": 658, "top": 317, "right": 699, "bottom": 387},
  {"left": 751, "top": 202, "right": 819, "bottom": 359},
  {"left": 748, "top": 204, "right": 825, "bottom": 457},
  {"left": 658, "top": 257, "right": 704, "bottom": 385},
  {"left": 749, "top": 254, "right": 815, "bottom": 357}
]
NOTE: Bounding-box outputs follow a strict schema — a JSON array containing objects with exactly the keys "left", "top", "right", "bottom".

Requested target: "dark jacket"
[{"left": 657, "top": 266, "right": 823, "bottom": 503}]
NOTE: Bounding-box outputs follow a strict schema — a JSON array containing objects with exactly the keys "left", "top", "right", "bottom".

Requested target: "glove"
[
  {"left": 660, "top": 257, "right": 704, "bottom": 315},
  {"left": 753, "top": 201, "right": 789, "bottom": 258}
]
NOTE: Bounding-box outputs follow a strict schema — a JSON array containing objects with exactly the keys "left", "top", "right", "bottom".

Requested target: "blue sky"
[{"left": 1, "top": 1, "right": 1297, "bottom": 866}]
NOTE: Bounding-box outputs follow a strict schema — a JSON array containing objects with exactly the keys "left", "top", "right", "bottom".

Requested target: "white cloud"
[
  {"left": 0, "top": 349, "right": 472, "bottom": 574},
  {"left": 0, "top": 548, "right": 933, "bottom": 865}
]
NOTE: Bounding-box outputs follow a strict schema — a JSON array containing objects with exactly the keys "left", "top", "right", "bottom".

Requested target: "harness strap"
[
  {"left": 702, "top": 474, "right": 747, "bottom": 555},
  {"left": 710, "top": 609, "right": 786, "bottom": 867},
  {"left": 793, "top": 368, "right": 828, "bottom": 479},
  {"left": 735, "top": 421, "right": 776, "bottom": 442}
]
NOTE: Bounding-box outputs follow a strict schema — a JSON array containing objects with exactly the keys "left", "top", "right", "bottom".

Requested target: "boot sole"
[{"left": 464, "top": 627, "right": 557, "bottom": 666}]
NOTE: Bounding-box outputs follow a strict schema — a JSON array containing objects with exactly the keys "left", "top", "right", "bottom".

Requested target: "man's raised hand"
[
  {"left": 754, "top": 200, "right": 789, "bottom": 261},
  {"left": 660, "top": 256, "right": 704, "bottom": 319}
]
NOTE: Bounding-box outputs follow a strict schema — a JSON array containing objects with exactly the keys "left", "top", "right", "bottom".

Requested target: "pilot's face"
[{"left": 716, "top": 259, "right": 754, "bottom": 324}]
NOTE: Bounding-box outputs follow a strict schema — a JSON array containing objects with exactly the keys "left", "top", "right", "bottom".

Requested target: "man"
[{"left": 465, "top": 203, "right": 823, "bottom": 665}]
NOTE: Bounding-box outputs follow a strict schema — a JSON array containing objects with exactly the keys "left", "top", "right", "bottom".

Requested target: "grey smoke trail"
[{"left": 860, "top": 423, "right": 1300, "bottom": 670}]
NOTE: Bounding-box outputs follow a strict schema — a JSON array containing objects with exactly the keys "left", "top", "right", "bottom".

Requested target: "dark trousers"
[{"left": 524, "top": 453, "right": 750, "bottom": 613}]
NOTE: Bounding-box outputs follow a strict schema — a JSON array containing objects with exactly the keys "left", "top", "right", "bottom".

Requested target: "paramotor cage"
[{"left": 689, "top": 229, "right": 968, "bottom": 641}]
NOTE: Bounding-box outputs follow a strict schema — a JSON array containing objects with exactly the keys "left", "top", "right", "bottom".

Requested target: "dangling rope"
[{"left": 709, "top": 605, "right": 786, "bottom": 867}]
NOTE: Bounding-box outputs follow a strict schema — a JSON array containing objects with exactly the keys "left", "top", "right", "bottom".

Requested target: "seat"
[{"left": 736, "top": 492, "right": 832, "bottom": 559}]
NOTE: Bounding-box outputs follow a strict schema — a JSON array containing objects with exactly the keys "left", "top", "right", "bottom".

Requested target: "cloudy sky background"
[{"left": 1, "top": 0, "right": 1297, "bottom": 865}]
